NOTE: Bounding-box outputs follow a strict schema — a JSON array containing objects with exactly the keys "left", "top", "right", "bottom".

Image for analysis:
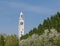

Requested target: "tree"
[
  {"left": 29, "top": 30, "right": 34, "bottom": 36},
  {"left": 53, "top": 35, "right": 60, "bottom": 46},
  {"left": 20, "top": 34, "right": 29, "bottom": 40},
  {"left": 0, "top": 35, "right": 4, "bottom": 46},
  {"left": 38, "top": 24, "right": 44, "bottom": 35},
  {"left": 32, "top": 28, "right": 38, "bottom": 34},
  {"left": 5, "top": 35, "right": 19, "bottom": 46}
]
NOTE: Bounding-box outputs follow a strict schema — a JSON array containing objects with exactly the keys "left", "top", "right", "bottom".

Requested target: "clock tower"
[{"left": 18, "top": 11, "right": 24, "bottom": 38}]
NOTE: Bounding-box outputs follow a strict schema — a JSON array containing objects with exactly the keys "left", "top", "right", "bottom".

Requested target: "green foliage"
[
  {"left": 0, "top": 35, "right": 4, "bottom": 46},
  {"left": 20, "top": 34, "right": 29, "bottom": 40},
  {"left": 29, "top": 28, "right": 38, "bottom": 36},
  {"left": 29, "top": 30, "right": 34, "bottom": 36},
  {"left": 21, "top": 12, "right": 60, "bottom": 40},
  {"left": 19, "top": 29, "right": 60, "bottom": 46},
  {"left": 38, "top": 24, "right": 44, "bottom": 35},
  {"left": 53, "top": 36, "right": 60, "bottom": 46},
  {"left": 5, "top": 35, "right": 19, "bottom": 46}
]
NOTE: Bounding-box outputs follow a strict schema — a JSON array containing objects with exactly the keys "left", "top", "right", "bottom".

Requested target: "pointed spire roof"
[
  {"left": 20, "top": 11, "right": 23, "bottom": 15},
  {"left": 20, "top": 11, "right": 24, "bottom": 20}
]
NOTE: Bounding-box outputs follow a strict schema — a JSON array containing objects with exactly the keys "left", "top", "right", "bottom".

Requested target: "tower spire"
[
  {"left": 18, "top": 11, "right": 24, "bottom": 38},
  {"left": 20, "top": 11, "right": 24, "bottom": 20},
  {"left": 20, "top": 11, "right": 23, "bottom": 15}
]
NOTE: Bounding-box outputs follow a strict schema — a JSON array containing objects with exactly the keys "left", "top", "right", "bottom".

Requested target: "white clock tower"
[{"left": 18, "top": 12, "right": 24, "bottom": 38}]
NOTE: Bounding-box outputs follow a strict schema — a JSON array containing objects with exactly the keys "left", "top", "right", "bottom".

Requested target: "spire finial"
[
  {"left": 20, "top": 11, "right": 24, "bottom": 20},
  {"left": 20, "top": 11, "right": 23, "bottom": 15}
]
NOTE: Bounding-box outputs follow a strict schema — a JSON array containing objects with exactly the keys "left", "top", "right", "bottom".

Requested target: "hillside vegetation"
[
  {"left": 20, "top": 12, "right": 60, "bottom": 40},
  {"left": 0, "top": 12, "right": 60, "bottom": 46},
  {"left": 19, "top": 29, "right": 60, "bottom": 46}
]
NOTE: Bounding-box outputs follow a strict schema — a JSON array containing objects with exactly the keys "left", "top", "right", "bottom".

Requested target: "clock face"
[{"left": 20, "top": 22, "right": 23, "bottom": 25}]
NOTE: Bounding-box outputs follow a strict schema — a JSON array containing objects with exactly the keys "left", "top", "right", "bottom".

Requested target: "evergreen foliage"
[{"left": 20, "top": 12, "right": 60, "bottom": 40}]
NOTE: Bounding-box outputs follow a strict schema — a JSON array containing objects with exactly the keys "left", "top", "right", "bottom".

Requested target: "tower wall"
[{"left": 18, "top": 12, "right": 24, "bottom": 38}]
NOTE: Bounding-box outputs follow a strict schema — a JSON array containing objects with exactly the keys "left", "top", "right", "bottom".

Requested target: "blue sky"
[{"left": 0, "top": 0, "right": 60, "bottom": 35}]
